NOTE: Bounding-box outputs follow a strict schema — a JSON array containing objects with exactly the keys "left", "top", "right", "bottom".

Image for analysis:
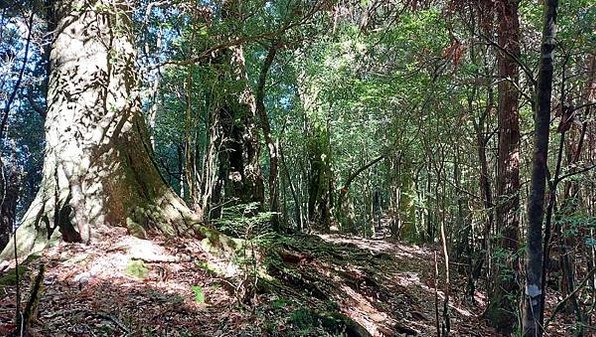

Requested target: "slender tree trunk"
[
  {"left": 280, "top": 145, "right": 301, "bottom": 230},
  {"left": 200, "top": 108, "right": 220, "bottom": 218},
  {"left": 0, "top": 0, "right": 202, "bottom": 261},
  {"left": 307, "top": 130, "right": 331, "bottom": 231},
  {"left": 558, "top": 181, "right": 584, "bottom": 333},
  {"left": 184, "top": 67, "right": 200, "bottom": 212},
  {"left": 338, "top": 155, "right": 384, "bottom": 233},
  {"left": 486, "top": 0, "right": 521, "bottom": 331},
  {"left": 255, "top": 45, "right": 280, "bottom": 228},
  {"left": 523, "top": 1, "right": 558, "bottom": 335},
  {"left": 469, "top": 89, "right": 495, "bottom": 300},
  {"left": 0, "top": 157, "right": 20, "bottom": 251},
  {"left": 557, "top": 56, "right": 595, "bottom": 322},
  {"left": 425, "top": 160, "right": 433, "bottom": 241},
  {"left": 0, "top": 157, "right": 4, "bottom": 249}
]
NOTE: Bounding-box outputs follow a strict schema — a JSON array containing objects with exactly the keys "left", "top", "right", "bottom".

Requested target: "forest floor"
[{"left": 0, "top": 228, "right": 579, "bottom": 336}]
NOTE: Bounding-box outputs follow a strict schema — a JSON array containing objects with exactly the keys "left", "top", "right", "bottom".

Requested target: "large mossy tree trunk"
[
  {"left": 210, "top": 1, "right": 264, "bottom": 219},
  {"left": 0, "top": 0, "right": 200, "bottom": 261},
  {"left": 210, "top": 46, "right": 264, "bottom": 219}
]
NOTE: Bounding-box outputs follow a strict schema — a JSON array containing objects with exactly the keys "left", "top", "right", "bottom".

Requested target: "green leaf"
[
  {"left": 125, "top": 260, "right": 148, "bottom": 279},
  {"left": 191, "top": 285, "right": 205, "bottom": 303}
]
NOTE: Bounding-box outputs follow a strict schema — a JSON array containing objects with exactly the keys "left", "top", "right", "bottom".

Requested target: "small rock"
[{"left": 73, "top": 272, "right": 91, "bottom": 289}]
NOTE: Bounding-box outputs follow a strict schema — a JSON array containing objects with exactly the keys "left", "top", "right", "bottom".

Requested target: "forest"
[{"left": 0, "top": 0, "right": 594, "bottom": 336}]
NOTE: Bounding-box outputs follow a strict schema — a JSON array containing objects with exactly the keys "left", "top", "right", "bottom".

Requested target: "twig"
[
  {"left": 131, "top": 255, "right": 191, "bottom": 263},
  {"left": 556, "top": 163, "right": 596, "bottom": 183},
  {"left": 440, "top": 222, "right": 451, "bottom": 336},
  {"left": 93, "top": 311, "right": 131, "bottom": 334},
  {"left": 13, "top": 230, "right": 22, "bottom": 337},
  {"left": 433, "top": 250, "right": 440, "bottom": 336},
  {"left": 475, "top": 31, "right": 536, "bottom": 86}
]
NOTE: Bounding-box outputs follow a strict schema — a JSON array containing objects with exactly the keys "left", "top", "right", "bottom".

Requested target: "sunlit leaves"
[{"left": 191, "top": 285, "right": 205, "bottom": 304}]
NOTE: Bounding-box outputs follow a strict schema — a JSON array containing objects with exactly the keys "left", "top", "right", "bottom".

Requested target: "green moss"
[
  {"left": 271, "top": 297, "right": 289, "bottom": 309},
  {"left": 126, "top": 217, "right": 148, "bottom": 239},
  {"left": 125, "top": 259, "right": 148, "bottom": 279},
  {"left": 0, "top": 252, "right": 43, "bottom": 289},
  {"left": 191, "top": 285, "right": 205, "bottom": 303},
  {"left": 288, "top": 308, "right": 371, "bottom": 337},
  {"left": 195, "top": 260, "right": 222, "bottom": 275},
  {"left": 0, "top": 264, "right": 28, "bottom": 288},
  {"left": 197, "top": 225, "right": 243, "bottom": 257},
  {"left": 289, "top": 309, "right": 347, "bottom": 335}
]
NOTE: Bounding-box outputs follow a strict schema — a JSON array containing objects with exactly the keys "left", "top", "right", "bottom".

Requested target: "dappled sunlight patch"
[
  {"left": 395, "top": 271, "right": 421, "bottom": 287},
  {"left": 2, "top": 231, "right": 508, "bottom": 336},
  {"left": 402, "top": 270, "right": 474, "bottom": 319},
  {"left": 0, "top": 231, "right": 249, "bottom": 336},
  {"left": 318, "top": 234, "right": 433, "bottom": 260},
  {"left": 339, "top": 284, "right": 394, "bottom": 336},
  {"left": 474, "top": 290, "right": 487, "bottom": 307}
]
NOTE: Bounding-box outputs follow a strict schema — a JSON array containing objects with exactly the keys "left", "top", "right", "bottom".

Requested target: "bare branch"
[{"left": 0, "top": 11, "right": 34, "bottom": 140}]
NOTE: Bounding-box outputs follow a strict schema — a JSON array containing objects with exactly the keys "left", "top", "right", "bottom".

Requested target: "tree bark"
[
  {"left": 211, "top": 44, "right": 265, "bottom": 218},
  {"left": 210, "top": 0, "right": 264, "bottom": 218},
  {"left": 0, "top": 0, "right": 201, "bottom": 261},
  {"left": 184, "top": 67, "right": 200, "bottom": 213},
  {"left": 486, "top": 0, "right": 521, "bottom": 332},
  {"left": 0, "top": 159, "right": 21, "bottom": 251},
  {"left": 255, "top": 45, "right": 280, "bottom": 228},
  {"left": 0, "top": 157, "right": 4, "bottom": 248},
  {"left": 307, "top": 131, "right": 332, "bottom": 232},
  {"left": 522, "top": 0, "right": 558, "bottom": 336}
]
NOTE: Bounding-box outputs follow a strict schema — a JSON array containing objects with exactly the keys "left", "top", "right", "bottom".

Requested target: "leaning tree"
[{"left": 0, "top": 0, "right": 205, "bottom": 260}]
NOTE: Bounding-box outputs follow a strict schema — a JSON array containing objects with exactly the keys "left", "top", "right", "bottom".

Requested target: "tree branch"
[
  {"left": 0, "top": 11, "right": 34, "bottom": 140},
  {"left": 154, "top": 0, "right": 325, "bottom": 69},
  {"left": 476, "top": 31, "right": 536, "bottom": 86},
  {"left": 556, "top": 162, "right": 596, "bottom": 183},
  {"left": 341, "top": 155, "right": 385, "bottom": 192}
]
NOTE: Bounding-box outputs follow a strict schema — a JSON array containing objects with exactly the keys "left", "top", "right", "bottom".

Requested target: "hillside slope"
[{"left": 0, "top": 230, "right": 571, "bottom": 336}]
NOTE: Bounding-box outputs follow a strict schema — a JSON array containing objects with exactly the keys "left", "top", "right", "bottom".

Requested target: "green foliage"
[
  {"left": 271, "top": 297, "right": 289, "bottom": 309},
  {"left": 125, "top": 260, "right": 149, "bottom": 279},
  {"left": 288, "top": 308, "right": 350, "bottom": 337},
  {"left": 214, "top": 203, "right": 276, "bottom": 239},
  {"left": 0, "top": 264, "right": 27, "bottom": 288},
  {"left": 191, "top": 285, "right": 205, "bottom": 304}
]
